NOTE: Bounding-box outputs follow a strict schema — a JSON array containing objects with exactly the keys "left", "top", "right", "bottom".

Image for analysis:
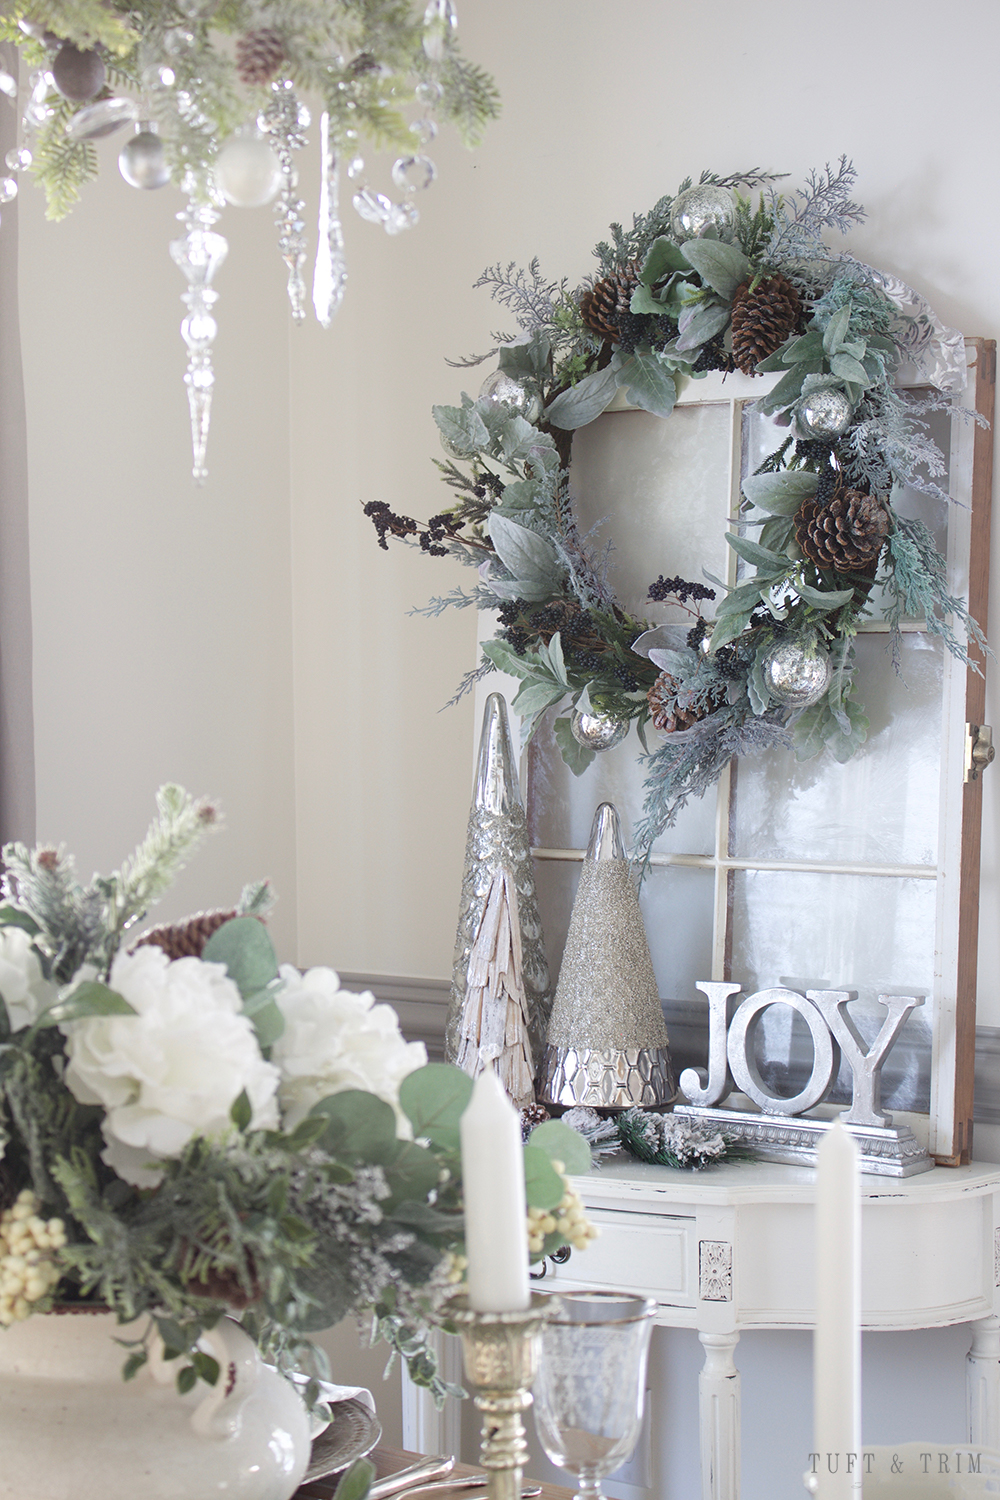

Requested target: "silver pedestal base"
[
  {"left": 536, "top": 1045, "right": 676, "bottom": 1109},
  {"left": 673, "top": 1104, "right": 934, "bottom": 1176}
]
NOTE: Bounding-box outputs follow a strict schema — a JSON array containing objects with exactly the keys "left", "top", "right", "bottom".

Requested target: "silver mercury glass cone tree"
[
  {"left": 445, "top": 693, "right": 552, "bottom": 1109},
  {"left": 536, "top": 802, "right": 676, "bottom": 1110}
]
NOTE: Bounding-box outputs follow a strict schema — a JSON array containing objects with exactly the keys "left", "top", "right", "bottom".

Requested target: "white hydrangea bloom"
[
  {"left": 272, "top": 964, "right": 426, "bottom": 1130},
  {"left": 0, "top": 926, "right": 57, "bottom": 1032},
  {"left": 62, "top": 945, "right": 279, "bottom": 1178}
]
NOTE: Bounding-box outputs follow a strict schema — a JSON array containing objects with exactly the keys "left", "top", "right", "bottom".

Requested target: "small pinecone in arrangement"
[
  {"left": 648, "top": 672, "right": 709, "bottom": 734},
  {"left": 580, "top": 268, "right": 638, "bottom": 341},
  {"left": 795, "top": 487, "right": 890, "bottom": 573},
  {"left": 730, "top": 274, "right": 802, "bottom": 375},
  {"left": 235, "top": 27, "right": 286, "bottom": 85},
  {"left": 133, "top": 908, "right": 244, "bottom": 961},
  {"left": 520, "top": 1101, "right": 550, "bottom": 1143}
]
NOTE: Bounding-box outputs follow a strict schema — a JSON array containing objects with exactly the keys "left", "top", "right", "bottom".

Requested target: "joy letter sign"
[{"left": 673, "top": 984, "right": 933, "bottom": 1177}]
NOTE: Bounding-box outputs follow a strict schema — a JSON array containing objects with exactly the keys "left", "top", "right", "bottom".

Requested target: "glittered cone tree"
[
  {"left": 445, "top": 694, "right": 552, "bottom": 1108},
  {"left": 537, "top": 802, "right": 676, "bottom": 1109}
]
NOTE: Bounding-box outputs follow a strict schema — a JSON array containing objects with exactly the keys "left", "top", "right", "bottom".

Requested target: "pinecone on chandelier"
[
  {"left": 794, "top": 486, "right": 890, "bottom": 573},
  {"left": 133, "top": 908, "right": 244, "bottom": 960},
  {"left": 648, "top": 672, "right": 714, "bottom": 734},
  {"left": 580, "top": 268, "right": 639, "bottom": 341},
  {"left": 730, "top": 274, "right": 802, "bottom": 375},
  {"left": 235, "top": 27, "right": 286, "bottom": 85}
]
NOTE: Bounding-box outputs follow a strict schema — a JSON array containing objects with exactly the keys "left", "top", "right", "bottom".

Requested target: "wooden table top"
[{"left": 296, "top": 1443, "right": 574, "bottom": 1500}]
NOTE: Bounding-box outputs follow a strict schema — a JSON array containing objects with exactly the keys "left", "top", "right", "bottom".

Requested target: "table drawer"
[{"left": 547, "top": 1208, "right": 695, "bottom": 1305}]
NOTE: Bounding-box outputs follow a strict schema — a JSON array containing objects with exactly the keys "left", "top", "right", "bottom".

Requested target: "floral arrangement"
[
  {"left": 366, "top": 161, "right": 987, "bottom": 865},
  {"left": 0, "top": 785, "right": 588, "bottom": 1403}
]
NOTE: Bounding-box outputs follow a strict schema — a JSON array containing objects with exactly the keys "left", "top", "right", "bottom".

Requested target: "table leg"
[
  {"left": 967, "top": 1315, "right": 1000, "bottom": 1448},
  {"left": 699, "top": 1330, "right": 741, "bottom": 1500}
]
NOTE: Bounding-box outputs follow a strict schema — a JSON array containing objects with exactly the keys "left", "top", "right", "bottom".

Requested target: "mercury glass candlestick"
[{"left": 447, "top": 1293, "right": 554, "bottom": 1500}]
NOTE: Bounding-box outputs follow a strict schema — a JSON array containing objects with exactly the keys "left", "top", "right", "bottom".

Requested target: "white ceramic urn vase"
[{"left": 0, "top": 1309, "right": 313, "bottom": 1500}]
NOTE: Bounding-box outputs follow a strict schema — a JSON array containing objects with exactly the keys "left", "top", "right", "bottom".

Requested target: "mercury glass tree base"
[
  {"left": 673, "top": 1104, "right": 933, "bottom": 1176},
  {"left": 536, "top": 1045, "right": 676, "bottom": 1109}
]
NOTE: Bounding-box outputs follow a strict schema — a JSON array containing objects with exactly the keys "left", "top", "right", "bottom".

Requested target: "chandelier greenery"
[
  {"left": 366, "top": 161, "right": 987, "bottom": 865},
  {"left": 0, "top": 0, "right": 498, "bottom": 479}
]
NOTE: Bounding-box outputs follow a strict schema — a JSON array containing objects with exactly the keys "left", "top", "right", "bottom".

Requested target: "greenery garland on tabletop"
[
  {"left": 366, "top": 160, "right": 987, "bottom": 866},
  {"left": 0, "top": 784, "right": 593, "bottom": 1411}
]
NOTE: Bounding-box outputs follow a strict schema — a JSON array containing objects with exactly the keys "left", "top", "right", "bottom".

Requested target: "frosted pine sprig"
[{"left": 617, "top": 1108, "right": 738, "bottom": 1170}]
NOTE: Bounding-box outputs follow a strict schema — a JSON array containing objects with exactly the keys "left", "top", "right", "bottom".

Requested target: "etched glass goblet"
[{"left": 532, "top": 1291, "right": 656, "bottom": 1500}]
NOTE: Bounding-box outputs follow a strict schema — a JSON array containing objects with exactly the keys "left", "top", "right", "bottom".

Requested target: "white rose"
[
  {"left": 62, "top": 946, "right": 279, "bottom": 1178},
  {"left": 0, "top": 926, "right": 57, "bottom": 1032},
  {"left": 271, "top": 964, "right": 426, "bottom": 1131}
]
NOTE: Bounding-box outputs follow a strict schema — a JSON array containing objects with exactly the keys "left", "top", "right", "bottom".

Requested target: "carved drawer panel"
[{"left": 547, "top": 1208, "right": 694, "bottom": 1306}]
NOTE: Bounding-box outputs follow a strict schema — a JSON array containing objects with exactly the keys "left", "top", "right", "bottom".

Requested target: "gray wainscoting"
[{"left": 343, "top": 972, "right": 1000, "bottom": 1125}]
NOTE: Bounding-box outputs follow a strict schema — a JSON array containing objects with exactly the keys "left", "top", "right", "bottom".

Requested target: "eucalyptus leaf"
[
  {"left": 758, "top": 514, "right": 797, "bottom": 557},
  {"left": 544, "top": 365, "right": 619, "bottom": 430},
  {"left": 481, "top": 639, "right": 537, "bottom": 681},
  {"left": 230, "top": 1089, "right": 252, "bottom": 1132},
  {"left": 639, "top": 235, "right": 691, "bottom": 284},
  {"left": 523, "top": 1144, "right": 564, "bottom": 1211},
  {"left": 725, "top": 532, "right": 788, "bottom": 573},
  {"left": 529, "top": 1118, "right": 592, "bottom": 1176},
  {"left": 742, "top": 472, "right": 819, "bottom": 517},
  {"left": 679, "top": 238, "right": 750, "bottom": 299},
  {"left": 498, "top": 330, "right": 551, "bottom": 383},
  {"left": 794, "top": 581, "right": 856, "bottom": 611},
  {"left": 784, "top": 329, "right": 826, "bottom": 364},
  {"left": 539, "top": 632, "right": 570, "bottom": 687},
  {"left": 828, "top": 352, "right": 870, "bottom": 387},
  {"left": 399, "top": 1062, "right": 473, "bottom": 1151},
  {"left": 308, "top": 1090, "right": 400, "bottom": 1166},
  {"left": 754, "top": 364, "right": 809, "bottom": 415},
  {"left": 488, "top": 513, "right": 565, "bottom": 595},
  {"left": 0, "top": 906, "right": 40, "bottom": 936},
  {"left": 44, "top": 980, "right": 137, "bottom": 1026},
  {"left": 381, "top": 1142, "right": 440, "bottom": 1207},
  {"left": 334, "top": 1459, "right": 376, "bottom": 1500},
  {"left": 202, "top": 917, "right": 279, "bottom": 1000},
  {"left": 714, "top": 578, "right": 770, "bottom": 619},
  {"left": 675, "top": 300, "right": 730, "bottom": 353},
  {"left": 240, "top": 987, "right": 285, "bottom": 1050},
  {"left": 709, "top": 609, "right": 756, "bottom": 652},
  {"left": 822, "top": 302, "right": 852, "bottom": 356},
  {"left": 432, "top": 402, "right": 488, "bottom": 454},
  {"left": 615, "top": 350, "right": 677, "bottom": 416},
  {"left": 630, "top": 283, "right": 668, "bottom": 317},
  {"left": 552, "top": 716, "right": 597, "bottom": 776},
  {"left": 511, "top": 680, "right": 567, "bottom": 719}
]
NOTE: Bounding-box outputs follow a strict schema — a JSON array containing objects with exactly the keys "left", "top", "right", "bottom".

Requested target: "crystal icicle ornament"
[
  {"left": 312, "top": 110, "right": 347, "bottom": 327},
  {"left": 260, "top": 82, "right": 309, "bottom": 322},
  {"left": 169, "top": 175, "right": 228, "bottom": 483},
  {"left": 445, "top": 693, "right": 552, "bottom": 1108}
]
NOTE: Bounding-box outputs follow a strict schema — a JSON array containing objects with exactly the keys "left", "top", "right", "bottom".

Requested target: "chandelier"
[{"left": 0, "top": 0, "right": 499, "bottom": 479}]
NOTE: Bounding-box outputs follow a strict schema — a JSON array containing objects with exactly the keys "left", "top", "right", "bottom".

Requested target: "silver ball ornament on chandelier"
[
  {"left": 213, "top": 130, "right": 283, "bottom": 207},
  {"left": 570, "top": 708, "right": 630, "bottom": 752},
  {"left": 793, "top": 386, "right": 855, "bottom": 441},
  {"left": 669, "top": 183, "right": 735, "bottom": 241},
  {"left": 119, "top": 126, "right": 171, "bottom": 190},
  {"left": 760, "top": 638, "right": 833, "bottom": 709}
]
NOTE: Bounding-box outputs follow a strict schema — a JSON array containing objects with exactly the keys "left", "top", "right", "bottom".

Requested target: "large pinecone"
[
  {"left": 580, "top": 269, "right": 638, "bottom": 341},
  {"left": 648, "top": 672, "right": 717, "bottom": 733},
  {"left": 235, "top": 27, "right": 286, "bottom": 85},
  {"left": 133, "top": 908, "right": 242, "bottom": 960},
  {"left": 730, "top": 274, "right": 802, "bottom": 375},
  {"left": 795, "top": 487, "right": 890, "bottom": 573}
]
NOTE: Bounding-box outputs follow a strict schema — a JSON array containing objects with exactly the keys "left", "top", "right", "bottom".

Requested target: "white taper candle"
[
  {"left": 813, "top": 1121, "right": 862, "bottom": 1498},
  {"left": 459, "top": 1070, "right": 530, "bottom": 1313}
]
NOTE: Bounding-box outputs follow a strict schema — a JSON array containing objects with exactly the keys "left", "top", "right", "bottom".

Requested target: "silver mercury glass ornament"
[
  {"left": 536, "top": 802, "right": 676, "bottom": 1110},
  {"left": 670, "top": 182, "right": 735, "bottom": 241},
  {"left": 119, "top": 124, "right": 170, "bottom": 189},
  {"left": 761, "top": 637, "right": 833, "bottom": 708},
  {"left": 794, "top": 386, "right": 855, "bottom": 441},
  {"left": 570, "top": 708, "right": 629, "bottom": 752},
  {"left": 478, "top": 369, "right": 543, "bottom": 424}
]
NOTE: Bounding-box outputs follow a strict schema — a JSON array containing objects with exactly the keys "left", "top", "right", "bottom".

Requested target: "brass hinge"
[{"left": 965, "top": 723, "right": 995, "bottom": 783}]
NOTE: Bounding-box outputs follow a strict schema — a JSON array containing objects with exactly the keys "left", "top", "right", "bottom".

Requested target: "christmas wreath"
[{"left": 366, "top": 161, "right": 986, "bottom": 864}]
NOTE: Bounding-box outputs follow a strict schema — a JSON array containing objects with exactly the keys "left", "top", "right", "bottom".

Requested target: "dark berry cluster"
[
  {"left": 364, "top": 501, "right": 418, "bottom": 551},
  {"left": 693, "top": 333, "right": 735, "bottom": 374},
  {"left": 687, "top": 617, "right": 710, "bottom": 650},
  {"left": 496, "top": 598, "right": 598, "bottom": 658},
  {"left": 647, "top": 575, "right": 717, "bottom": 605},
  {"left": 749, "top": 605, "right": 789, "bottom": 634},
  {"left": 615, "top": 310, "right": 649, "bottom": 356},
  {"left": 714, "top": 641, "right": 753, "bottom": 679},
  {"left": 813, "top": 465, "right": 840, "bottom": 508},
  {"left": 612, "top": 661, "right": 640, "bottom": 690}
]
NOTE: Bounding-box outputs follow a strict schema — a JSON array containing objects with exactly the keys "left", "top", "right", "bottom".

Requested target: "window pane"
[
  {"left": 730, "top": 634, "right": 943, "bottom": 866},
  {"left": 728, "top": 868, "right": 936, "bottom": 1008},
  {"left": 572, "top": 403, "right": 733, "bottom": 620}
]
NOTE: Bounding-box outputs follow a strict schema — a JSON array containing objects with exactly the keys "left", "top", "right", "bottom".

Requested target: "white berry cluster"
[
  {"left": 0, "top": 1191, "right": 66, "bottom": 1325},
  {"left": 527, "top": 1163, "right": 599, "bottom": 1257}
]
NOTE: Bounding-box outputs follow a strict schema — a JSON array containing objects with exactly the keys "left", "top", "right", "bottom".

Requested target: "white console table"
[
  {"left": 403, "top": 1157, "right": 1000, "bottom": 1500},
  {"left": 536, "top": 1157, "right": 1000, "bottom": 1500}
]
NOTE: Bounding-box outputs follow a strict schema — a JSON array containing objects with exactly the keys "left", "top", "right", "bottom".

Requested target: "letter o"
[{"left": 726, "top": 987, "right": 835, "bottom": 1115}]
